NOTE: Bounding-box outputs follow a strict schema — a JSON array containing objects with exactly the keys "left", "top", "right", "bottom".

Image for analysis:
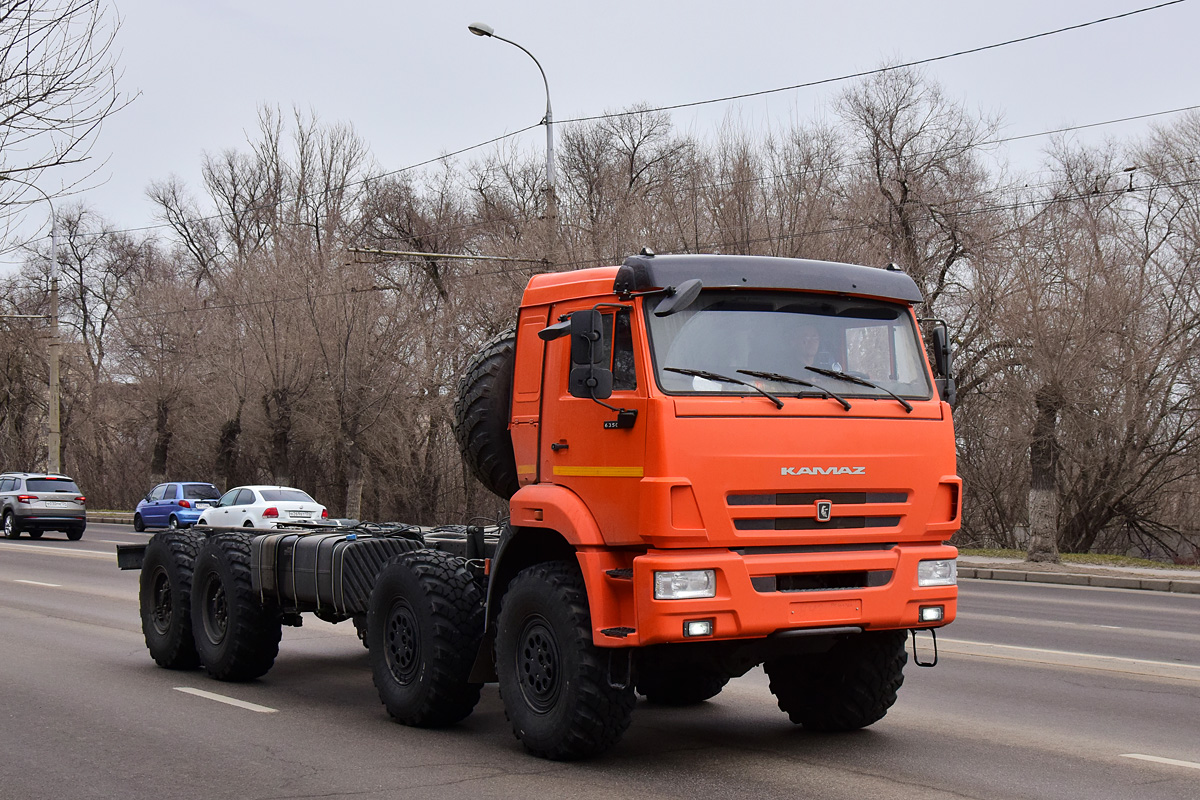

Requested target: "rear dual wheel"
[
  {"left": 190, "top": 532, "right": 282, "bottom": 681},
  {"left": 139, "top": 530, "right": 204, "bottom": 669}
]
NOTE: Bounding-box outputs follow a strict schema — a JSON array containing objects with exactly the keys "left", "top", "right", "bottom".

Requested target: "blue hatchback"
[{"left": 134, "top": 482, "right": 221, "bottom": 531}]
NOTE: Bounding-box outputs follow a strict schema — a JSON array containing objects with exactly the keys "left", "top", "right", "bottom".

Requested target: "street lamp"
[
  {"left": 1, "top": 176, "right": 60, "bottom": 473},
  {"left": 468, "top": 21, "right": 557, "bottom": 221}
]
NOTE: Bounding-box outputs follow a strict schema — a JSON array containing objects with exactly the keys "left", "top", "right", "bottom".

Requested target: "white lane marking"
[
  {"left": 14, "top": 579, "right": 61, "bottom": 587},
  {"left": 93, "top": 539, "right": 139, "bottom": 545},
  {"left": 0, "top": 543, "right": 114, "bottom": 560},
  {"left": 939, "top": 638, "right": 1200, "bottom": 682},
  {"left": 174, "top": 687, "right": 277, "bottom": 714},
  {"left": 1121, "top": 754, "right": 1200, "bottom": 771}
]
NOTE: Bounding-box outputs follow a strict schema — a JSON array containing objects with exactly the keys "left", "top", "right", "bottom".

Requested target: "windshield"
[
  {"left": 646, "top": 290, "right": 933, "bottom": 401},
  {"left": 27, "top": 478, "right": 81, "bottom": 493},
  {"left": 260, "top": 489, "right": 316, "bottom": 503},
  {"left": 183, "top": 483, "right": 220, "bottom": 500}
]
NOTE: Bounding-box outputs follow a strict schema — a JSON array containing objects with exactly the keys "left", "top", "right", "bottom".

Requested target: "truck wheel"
[
  {"left": 139, "top": 531, "right": 204, "bottom": 669},
  {"left": 636, "top": 664, "right": 729, "bottom": 706},
  {"left": 453, "top": 328, "right": 519, "bottom": 500},
  {"left": 191, "top": 532, "right": 282, "bottom": 681},
  {"left": 495, "top": 561, "right": 635, "bottom": 760},
  {"left": 367, "top": 550, "right": 485, "bottom": 727},
  {"left": 764, "top": 630, "right": 908, "bottom": 731},
  {"left": 3, "top": 512, "right": 20, "bottom": 538}
]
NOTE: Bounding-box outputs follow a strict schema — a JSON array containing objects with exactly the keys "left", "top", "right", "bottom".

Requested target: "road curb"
[
  {"left": 960, "top": 566, "right": 1200, "bottom": 595},
  {"left": 90, "top": 514, "right": 134, "bottom": 524}
]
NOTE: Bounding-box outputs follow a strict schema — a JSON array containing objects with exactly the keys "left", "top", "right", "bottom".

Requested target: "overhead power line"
[{"left": 560, "top": 1, "right": 1189, "bottom": 124}]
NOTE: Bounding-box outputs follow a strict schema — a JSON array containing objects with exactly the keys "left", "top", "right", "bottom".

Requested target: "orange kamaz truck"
[{"left": 120, "top": 252, "right": 960, "bottom": 761}]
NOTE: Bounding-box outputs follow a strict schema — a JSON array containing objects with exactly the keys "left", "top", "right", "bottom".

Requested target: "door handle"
[{"left": 551, "top": 442, "right": 569, "bottom": 452}]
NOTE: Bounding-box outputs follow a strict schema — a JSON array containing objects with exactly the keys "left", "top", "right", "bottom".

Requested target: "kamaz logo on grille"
[{"left": 780, "top": 466, "right": 866, "bottom": 475}]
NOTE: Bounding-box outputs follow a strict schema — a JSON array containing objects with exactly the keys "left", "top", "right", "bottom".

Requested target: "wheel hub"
[
  {"left": 201, "top": 574, "right": 228, "bottom": 645},
  {"left": 385, "top": 600, "right": 420, "bottom": 685},
  {"left": 151, "top": 566, "right": 173, "bottom": 635},
  {"left": 517, "top": 616, "right": 561, "bottom": 713}
]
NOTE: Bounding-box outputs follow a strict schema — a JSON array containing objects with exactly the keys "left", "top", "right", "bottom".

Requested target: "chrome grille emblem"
[{"left": 815, "top": 500, "right": 833, "bottom": 523}]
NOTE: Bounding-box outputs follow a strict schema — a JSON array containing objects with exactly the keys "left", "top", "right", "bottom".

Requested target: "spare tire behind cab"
[{"left": 452, "top": 328, "right": 519, "bottom": 500}]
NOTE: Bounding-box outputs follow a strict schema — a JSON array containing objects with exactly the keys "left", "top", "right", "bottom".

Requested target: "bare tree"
[{"left": 0, "top": 1, "right": 127, "bottom": 231}]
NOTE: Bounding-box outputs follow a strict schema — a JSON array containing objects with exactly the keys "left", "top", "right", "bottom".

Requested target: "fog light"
[
  {"left": 919, "top": 605, "right": 944, "bottom": 622},
  {"left": 654, "top": 569, "right": 716, "bottom": 599},
  {"left": 684, "top": 619, "right": 714, "bottom": 637},
  {"left": 917, "top": 559, "right": 957, "bottom": 587}
]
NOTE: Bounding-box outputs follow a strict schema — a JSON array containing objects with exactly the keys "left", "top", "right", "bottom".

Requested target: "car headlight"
[
  {"left": 917, "top": 559, "right": 957, "bottom": 587},
  {"left": 654, "top": 570, "right": 716, "bottom": 599}
]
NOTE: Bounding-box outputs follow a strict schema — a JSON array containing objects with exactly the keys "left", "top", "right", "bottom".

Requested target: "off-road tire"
[
  {"left": 191, "top": 532, "right": 282, "bottom": 681},
  {"left": 495, "top": 561, "right": 636, "bottom": 760},
  {"left": 352, "top": 614, "right": 369, "bottom": 649},
  {"left": 3, "top": 512, "right": 21, "bottom": 538},
  {"left": 453, "top": 328, "right": 519, "bottom": 499},
  {"left": 66, "top": 524, "right": 84, "bottom": 541},
  {"left": 764, "top": 630, "right": 908, "bottom": 731},
  {"left": 367, "top": 550, "right": 485, "bottom": 727},
  {"left": 133, "top": 513, "right": 145, "bottom": 533},
  {"left": 636, "top": 664, "right": 729, "bottom": 706},
  {"left": 139, "top": 530, "right": 204, "bottom": 669}
]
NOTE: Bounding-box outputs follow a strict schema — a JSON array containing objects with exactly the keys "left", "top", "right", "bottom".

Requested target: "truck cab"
[{"left": 501, "top": 252, "right": 959, "bottom": 649}]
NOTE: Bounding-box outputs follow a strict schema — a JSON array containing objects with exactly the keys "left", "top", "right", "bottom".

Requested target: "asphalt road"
[{"left": 1, "top": 523, "right": 1197, "bottom": 799}]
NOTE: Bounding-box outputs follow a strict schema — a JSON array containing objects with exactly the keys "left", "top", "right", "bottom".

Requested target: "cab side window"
[{"left": 600, "top": 310, "right": 637, "bottom": 391}]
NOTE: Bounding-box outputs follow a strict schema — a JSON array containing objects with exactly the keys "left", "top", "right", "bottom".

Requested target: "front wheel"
[
  {"left": 190, "top": 532, "right": 282, "bottom": 681},
  {"left": 495, "top": 561, "right": 635, "bottom": 760},
  {"left": 367, "top": 550, "right": 484, "bottom": 727},
  {"left": 133, "top": 514, "right": 145, "bottom": 532},
  {"left": 764, "top": 630, "right": 908, "bottom": 731}
]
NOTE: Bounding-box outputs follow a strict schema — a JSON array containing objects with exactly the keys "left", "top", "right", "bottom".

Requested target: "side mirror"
[
  {"left": 653, "top": 279, "right": 703, "bottom": 317},
  {"left": 568, "top": 309, "right": 613, "bottom": 399},
  {"left": 929, "top": 325, "right": 956, "bottom": 407},
  {"left": 931, "top": 325, "right": 954, "bottom": 377},
  {"left": 570, "top": 310, "right": 605, "bottom": 365}
]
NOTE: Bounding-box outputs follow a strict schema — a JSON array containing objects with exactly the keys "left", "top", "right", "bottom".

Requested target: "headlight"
[
  {"left": 917, "top": 559, "right": 957, "bottom": 587},
  {"left": 654, "top": 570, "right": 716, "bottom": 599}
]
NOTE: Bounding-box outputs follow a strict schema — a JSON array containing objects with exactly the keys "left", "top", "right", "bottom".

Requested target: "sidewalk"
[{"left": 958, "top": 555, "right": 1200, "bottom": 595}]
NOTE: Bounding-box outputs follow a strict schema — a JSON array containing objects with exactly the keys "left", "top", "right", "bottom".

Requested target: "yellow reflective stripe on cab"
[{"left": 552, "top": 466, "right": 645, "bottom": 478}]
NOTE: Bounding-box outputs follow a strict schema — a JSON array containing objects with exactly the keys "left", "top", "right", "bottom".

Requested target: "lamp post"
[
  {"left": 468, "top": 22, "right": 557, "bottom": 224},
  {"left": 2, "top": 177, "right": 60, "bottom": 472}
]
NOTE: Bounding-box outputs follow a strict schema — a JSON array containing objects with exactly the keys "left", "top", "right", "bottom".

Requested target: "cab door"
[{"left": 538, "top": 303, "right": 648, "bottom": 546}]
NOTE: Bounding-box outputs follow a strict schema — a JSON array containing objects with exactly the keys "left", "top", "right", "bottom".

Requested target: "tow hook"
[{"left": 910, "top": 628, "right": 938, "bottom": 667}]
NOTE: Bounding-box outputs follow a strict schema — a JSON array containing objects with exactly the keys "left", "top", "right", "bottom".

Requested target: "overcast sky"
[{"left": 5, "top": 0, "right": 1197, "bottom": 271}]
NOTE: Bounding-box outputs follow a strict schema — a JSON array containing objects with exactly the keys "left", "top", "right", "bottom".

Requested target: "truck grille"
[{"left": 728, "top": 491, "right": 907, "bottom": 532}]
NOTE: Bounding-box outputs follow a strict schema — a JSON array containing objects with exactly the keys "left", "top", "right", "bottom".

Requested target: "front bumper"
[{"left": 582, "top": 542, "right": 957, "bottom": 647}]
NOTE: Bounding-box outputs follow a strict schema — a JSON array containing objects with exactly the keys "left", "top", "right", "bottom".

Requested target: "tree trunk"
[
  {"left": 344, "top": 439, "right": 365, "bottom": 521},
  {"left": 263, "top": 390, "right": 291, "bottom": 486},
  {"left": 149, "top": 397, "right": 171, "bottom": 485},
  {"left": 215, "top": 415, "right": 242, "bottom": 492},
  {"left": 1027, "top": 385, "right": 1060, "bottom": 562}
]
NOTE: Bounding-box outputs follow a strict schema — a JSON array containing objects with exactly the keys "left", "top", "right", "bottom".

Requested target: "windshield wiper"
[
  {"left": 664, "top": 367, "right": 784, "bottom": 409},
  {"left": 804, "top": 366, "right": 913, "bottom": 413},
  {"left": 737, "top": 369, "right": 851, "bottom": 411}
]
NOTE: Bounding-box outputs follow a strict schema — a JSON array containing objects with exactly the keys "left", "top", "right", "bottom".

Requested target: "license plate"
[
  {"left": 196, "top": 501, "right": 214, "bottom": 508},
  {"left": 288, "top": 511, "right": 311, "bottom": 518},
  {"left": 44, "top": 501, "right": 71, "bottom": 509}
]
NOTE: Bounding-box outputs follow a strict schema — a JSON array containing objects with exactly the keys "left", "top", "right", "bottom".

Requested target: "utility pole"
[{"left": 48, "top": 218, "right": 60, "bottom": 473}]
